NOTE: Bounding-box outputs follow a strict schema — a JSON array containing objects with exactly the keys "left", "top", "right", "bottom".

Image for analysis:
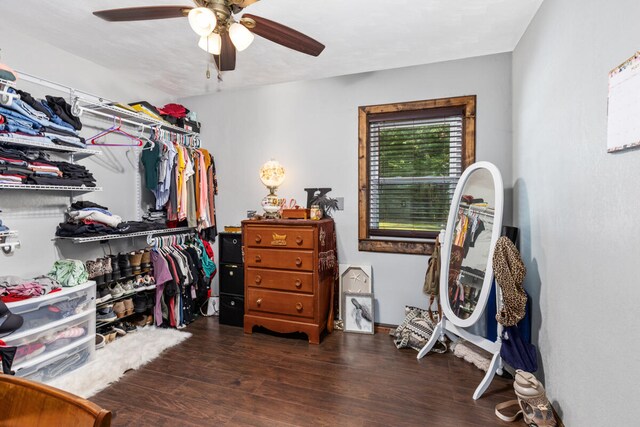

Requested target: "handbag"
[
  {"left": 500, "top": 325, "right": 538, "bottom": 372},
  {"left": 422, "top": 237, "right": 441, "bottom": 323},
  {"left": 390, "top": 306, "right": 446, "bottom": 353}
]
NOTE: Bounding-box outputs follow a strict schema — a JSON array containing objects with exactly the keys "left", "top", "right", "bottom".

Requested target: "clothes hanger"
[
  {"left": 88, "top": 117, "right": 144, "bottom": 147},
  {"left": 140, "top": 127, "right": 156, "bottom": 151}
]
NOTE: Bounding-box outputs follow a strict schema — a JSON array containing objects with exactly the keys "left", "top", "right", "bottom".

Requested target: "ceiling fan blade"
[
  {"left": 232, "top": 0, "right": 261, "bottom": 7},
  {"left": 213, "top": 33, "right": 237, "bottom": 71},
  {"left": 93, "top": 6, "right": 191, "bottom": 22},
  {"left": 242, "top": 14, "right": 325, "bottom": 57}
]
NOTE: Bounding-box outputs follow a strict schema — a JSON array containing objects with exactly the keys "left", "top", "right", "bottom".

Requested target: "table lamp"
[{"left": 260, "top": 159, "right": 285, "bottom": 217}]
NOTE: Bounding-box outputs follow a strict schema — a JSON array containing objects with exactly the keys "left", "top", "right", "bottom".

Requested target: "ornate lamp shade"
[{"left": 260, "top": 160, "right": 286, "bottom": 190}]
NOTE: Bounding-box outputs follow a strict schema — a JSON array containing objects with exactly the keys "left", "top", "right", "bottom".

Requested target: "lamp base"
[{"left": 261, "top": 193, "right": 281, "bottom": 218}]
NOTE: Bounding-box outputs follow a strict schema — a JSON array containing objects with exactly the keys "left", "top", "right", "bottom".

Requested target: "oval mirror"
[{"left": 439, "top": 161, "right": 503, "bottom": 328}]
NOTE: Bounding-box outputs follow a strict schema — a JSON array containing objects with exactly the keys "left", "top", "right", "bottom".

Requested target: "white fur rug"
[{"left": 46, "top": 327, "right": 191, "bottom": 398}]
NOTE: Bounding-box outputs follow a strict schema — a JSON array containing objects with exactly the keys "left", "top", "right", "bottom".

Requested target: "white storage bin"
[
  {"left": 6, "top": 281, "right": 96, "bottom": 331},
  {"left": 3, "top": 310, "right": 95, "bottom": 366},
  {"left": 14, "top": 335, "right": 94, "bottom": 382}
]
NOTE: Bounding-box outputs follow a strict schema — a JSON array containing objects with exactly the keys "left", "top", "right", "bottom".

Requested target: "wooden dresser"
[{"left": 242, "top": 218, "right": 336, "bottom": 344}]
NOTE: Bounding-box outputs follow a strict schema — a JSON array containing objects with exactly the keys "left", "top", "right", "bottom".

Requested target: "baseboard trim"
[{"left": 374, "top": 323, "right": 397, "bottom": 334}]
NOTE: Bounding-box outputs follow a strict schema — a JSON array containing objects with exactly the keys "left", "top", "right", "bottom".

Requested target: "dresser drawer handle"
[
  {"left": 296, "top": 302, "right": 303, "bottom": 312},
  {"left": 256, "top": 298, "right": 263, "bottom": 307},
  {"left": 255, "top": 255, "right": 262, "bottom": 262},
  {"left": 255, "top": 275, "right": 262, "bottom": 284},
  {"left": 294, "top": 279, "right": 302, "bottom": 289},
  {"left": 295, "top": 257, "right": 302, "bottom": 267},
  {"left": 296, "top": 236, "right": 303, "bottom": 245},
  {"left": 255, "top": 234, "right": 262, "bottom": 243}
]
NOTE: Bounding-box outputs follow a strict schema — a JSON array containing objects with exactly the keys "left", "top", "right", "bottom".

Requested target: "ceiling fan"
[{"left": 93, "top": 0, "right": 325, "bottom": 72}]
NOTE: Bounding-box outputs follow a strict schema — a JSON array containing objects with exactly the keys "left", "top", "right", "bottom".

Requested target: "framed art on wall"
[{"left": 343, "top": 292, "right": 374, "bottom": 334}]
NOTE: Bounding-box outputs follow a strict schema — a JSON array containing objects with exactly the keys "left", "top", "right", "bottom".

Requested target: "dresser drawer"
[
  {"left": 245, "top": 248, "right": 314, "bottom": 271},
  {"left": 246, "top": 267, "right": 313, "bottom": 294},
  {"left": 245, "top": 226, "right": 314, "bottom": 250},
  {"left": 246, "top": 288, "right": 314, "bottom": 319}
]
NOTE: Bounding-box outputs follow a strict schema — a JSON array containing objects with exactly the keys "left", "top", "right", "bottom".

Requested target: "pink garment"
[
  {"left": 196, "top": 151, "right": 210, "bottom": 230},
  {"left": 0, "top": 282, "right": 44, "bottom": 298}
]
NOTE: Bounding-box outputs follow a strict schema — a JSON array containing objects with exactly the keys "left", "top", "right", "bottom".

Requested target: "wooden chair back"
[{"left": 0, "top": 374, "right": 111, "bottom": 427}]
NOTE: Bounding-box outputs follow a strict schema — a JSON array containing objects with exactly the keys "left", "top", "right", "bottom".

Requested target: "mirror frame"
[{"left": 439, "top": 161, "right": 504, "bottom": 328}]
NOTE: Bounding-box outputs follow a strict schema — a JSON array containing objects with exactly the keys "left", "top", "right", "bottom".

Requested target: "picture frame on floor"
[
  {"left": 343, "top": 292, "right": 374, "bottom": 334},
  {"left": 338, "top": 264, "right": 372, "bottom": 321}
]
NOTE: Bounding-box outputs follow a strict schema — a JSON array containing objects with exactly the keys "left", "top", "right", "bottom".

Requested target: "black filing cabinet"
[{"left": 219, "top": 232, "right": 244, "bottom": 326}]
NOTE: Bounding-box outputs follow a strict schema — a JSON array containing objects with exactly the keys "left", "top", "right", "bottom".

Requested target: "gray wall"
[
  {"left": 182, "top": 53, "right": 513, "bottom": 325},
  {"left": 513, "top": 0, "right": 640, "bottom": 424},
  {"left": 0, "top": 29, "right": 172, "bottom": 277}
]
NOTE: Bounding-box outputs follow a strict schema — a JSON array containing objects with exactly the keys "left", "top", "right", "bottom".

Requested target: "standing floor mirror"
[{"left": 417, "top": 161, "right": 504, "bottom": 400}]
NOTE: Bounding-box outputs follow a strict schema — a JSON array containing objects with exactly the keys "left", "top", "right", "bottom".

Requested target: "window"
[{"left": 358, "top": 96, "right": 476, "bottom": 255}]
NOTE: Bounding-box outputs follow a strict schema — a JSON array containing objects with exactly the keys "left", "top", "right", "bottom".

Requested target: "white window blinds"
[{"left": 368, "top": 107, "right": 464, "bottom": 238}]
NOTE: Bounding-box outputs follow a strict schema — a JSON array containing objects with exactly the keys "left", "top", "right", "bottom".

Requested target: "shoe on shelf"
[
  {"left": 121, "top": 280, "right": 135, "bottom": 295},
  {"left": 123, "top": 298, "right": 134, "bottom": 316},
  {"left": 133, "top": 295, "right": 147, "bottom": 313},
  {"left": 113, "top": 301, "right": 126, "bottom": 318},
  {"left": 140, "top": 249, "right": 151, "bottom": 273},
  {"left": 108, "top": 282, "right": 125, "bottom": 299},
  {"left": 145, "top": 294, "right": 155, "bottom": 311},
  {"left": 143, "top": 275, "right": 156, "bottom": 291},
  {"left": 118, "top": 253, "right": 133, "bottom": 277},
  {"left": 113, "top": 325, "right": 127, "bottom": 336},
  {"left": 95, "top": 334, "right": 105, "bottom": 350},
  {"left": 103, "top": 328, "right": 117, "bottom": 343},
  {"left": 129, "top": 250, "right": 143, "bottom": 275},
  {"left": 102, "top": 257, "right": 113, "bottom": 283},
  {"left": 132, "top": 275, "right": 145, "bottom": 292},
  {"left": 131, "top": 313, "right": 148, "bottom": 327},
  {"left": 108, "top": 254, "right": 121, "bottom": 280},
  {"left": 86, "top": 259, "right": 105, "bottom": 286},
  {"left": 96, "top": 286, "right": 112, "bottom": 304},
  {"left": 97, "top": 307, "right": 117, "bottom": 323},
  {"left": 122, "top": 322, "right": 137, "bottom": 334}
]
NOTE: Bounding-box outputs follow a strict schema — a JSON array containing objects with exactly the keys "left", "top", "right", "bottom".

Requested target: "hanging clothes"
[
  {"left": 150, "top": 236, "right": 215, "bottom": 328},
  {"left": 140, "top": 132, "right": 218, "bottom": 239}
]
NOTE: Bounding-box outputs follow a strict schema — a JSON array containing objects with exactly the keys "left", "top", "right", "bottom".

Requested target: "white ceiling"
[{"left": 5, "top": 0, "right": 542, "bottom": 97}]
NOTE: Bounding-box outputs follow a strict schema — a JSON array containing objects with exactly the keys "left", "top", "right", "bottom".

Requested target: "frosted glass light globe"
[
  {"left": 188, "top": 7, "right": 217, "bottom": 37},
  {"left": 260, "top": 160, "right": 285, "bottom": 189}
]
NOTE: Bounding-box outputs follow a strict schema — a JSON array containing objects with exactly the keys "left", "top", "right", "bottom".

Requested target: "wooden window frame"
[{"left": 358, "top": 95, "right": 476, "bottom": 255}]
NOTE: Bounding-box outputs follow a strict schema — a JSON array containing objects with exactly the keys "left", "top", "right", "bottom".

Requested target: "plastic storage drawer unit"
[
  {"left": 13, "top": 335, "right": 94, "bottom": 382},
  {"left": 6, "top": 281, "right": 96, "bottom": 331},
  {"left": 3, "top": 310, "right": 95, "bottom": 366}
]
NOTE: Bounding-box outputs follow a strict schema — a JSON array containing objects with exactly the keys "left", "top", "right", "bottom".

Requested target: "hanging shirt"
[{"left": 140, "top": 141, "right": 160, "bottom": 191}]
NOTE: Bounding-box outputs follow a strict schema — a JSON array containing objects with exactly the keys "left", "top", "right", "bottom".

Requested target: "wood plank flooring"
[{"left": 91, "top": 317, "right": 515, "bottom": 426}]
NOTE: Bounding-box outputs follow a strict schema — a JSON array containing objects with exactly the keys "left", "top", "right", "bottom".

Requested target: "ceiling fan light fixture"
[
  {"left": 229, "top": 22, "right": 255, "bottom": 51},
  {"left": 198, "top": 33, "right": 222, "bottom": 55},
  {"left": 188, "top": 7, "right": 217, "bottom": 36}
]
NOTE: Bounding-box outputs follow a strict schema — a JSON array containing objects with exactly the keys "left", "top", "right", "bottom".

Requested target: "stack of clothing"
[
  {"left": 142, "top": 208, "right": 166, "bottom": 224},
  {"left": 0, "top": 146, "right": 95, "bottom": 186},
  {"left": 0, "top": 88, "right": 85, "bottom": 149},
  {"left": 0, "top": 276, "right": 61, "bottom": 303},
  {"left": 56, "top": 201, "right": 167, "bottom": 238}
]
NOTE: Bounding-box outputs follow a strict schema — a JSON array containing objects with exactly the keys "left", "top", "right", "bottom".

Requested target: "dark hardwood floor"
[{"left": 91, "top": 317, "right": 515, "bottom": 426}]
